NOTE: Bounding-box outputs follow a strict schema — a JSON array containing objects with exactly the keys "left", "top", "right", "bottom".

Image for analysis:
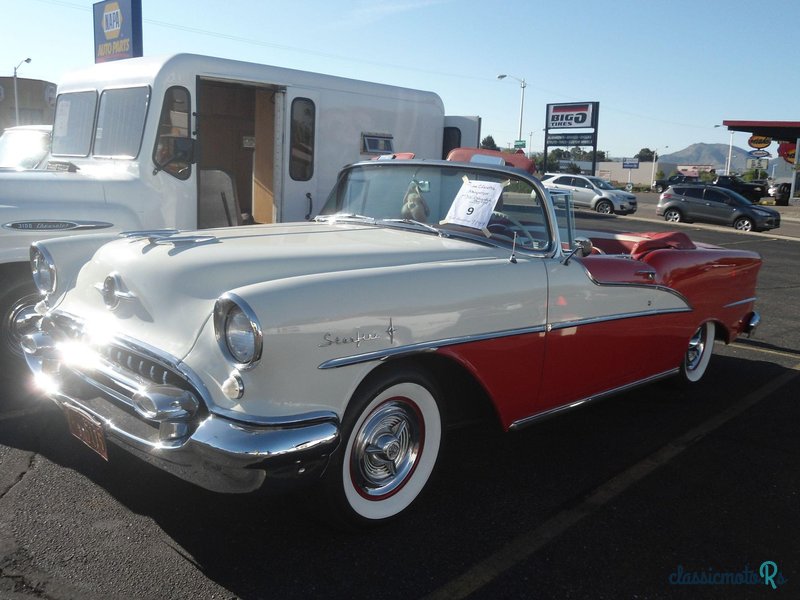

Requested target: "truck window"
[
  {"left": 153, "top": 86, "right": 192, "bottom": 180},
  {"left": 290, "top": 98, "right": 315, "bottom": 181},
  {"left": 52, "top": 91, "right": 98, "bottom": 157},
  {"left": 93, "top": 86, "right": 150, "bottom": 159}
]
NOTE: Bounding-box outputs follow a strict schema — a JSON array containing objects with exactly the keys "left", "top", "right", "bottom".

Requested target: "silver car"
[{"left": 542, "top": 173, "right": 637, "bottom": 215}]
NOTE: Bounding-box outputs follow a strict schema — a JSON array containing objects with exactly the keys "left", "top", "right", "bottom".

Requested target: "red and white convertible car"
[{"left": 23, "top": 160, "right": 762, "bottom": 526}]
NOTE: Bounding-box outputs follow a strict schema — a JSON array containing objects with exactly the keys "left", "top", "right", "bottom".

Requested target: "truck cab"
[{"left": 0, "top": 53, "right": 480, "bottom": 367}]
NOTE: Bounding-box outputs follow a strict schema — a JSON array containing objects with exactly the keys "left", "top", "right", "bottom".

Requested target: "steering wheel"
[{"left": 488, "top": 211, "right": 538, "bottom": 249}]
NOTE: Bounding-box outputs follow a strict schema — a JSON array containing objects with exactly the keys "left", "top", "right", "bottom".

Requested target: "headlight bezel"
[
  {"left": 213, "top": 293, "right": 263, "bottom": 369},
  {"left": 30, "top": 243, "right": 57, "bottom": 296}
]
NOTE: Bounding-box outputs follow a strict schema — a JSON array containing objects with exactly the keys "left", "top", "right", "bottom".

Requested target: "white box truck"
[{"left": 0, "top": 53, "right": 480, "bottom": 366}]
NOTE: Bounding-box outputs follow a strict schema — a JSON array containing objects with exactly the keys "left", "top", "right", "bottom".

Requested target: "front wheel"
[
  {"left": 655, "top": 185, "right": 664, "bottom": 193},
  {"left": 595, "top": 200, "right": 613, "bottom": 215},
  {"left": 678, "top": 322, "right": 716, "bottom": 384},
  {"left": 0, "top": 277, "right": 41, "bottom": 370},
  {"left": 733, "top": 217, "right": 754, "bottom": 232},
  {"left": 322, "top": 366, "right": 443, "bottom": 527}
]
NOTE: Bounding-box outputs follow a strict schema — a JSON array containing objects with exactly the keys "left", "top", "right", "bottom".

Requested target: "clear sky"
[{"left": 2, "top": 0, "right": 799, "bottom": 158}]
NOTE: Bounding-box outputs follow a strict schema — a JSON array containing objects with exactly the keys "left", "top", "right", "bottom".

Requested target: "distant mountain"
[{"left": 659, "top": 143, "right": 747, "bottom": 171}]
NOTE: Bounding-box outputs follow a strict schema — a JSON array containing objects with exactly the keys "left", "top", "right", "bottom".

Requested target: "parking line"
[{"left": 424, "top": 361, "right": 800, "bottom": 600}]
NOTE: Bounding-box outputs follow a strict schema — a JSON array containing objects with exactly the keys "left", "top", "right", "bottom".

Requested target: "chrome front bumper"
[{"left": 23, "top": 316, "right": 340, "bottom": 494}]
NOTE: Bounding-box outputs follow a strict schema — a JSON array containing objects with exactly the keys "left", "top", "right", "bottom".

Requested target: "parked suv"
[
  {"left": 542, "top": 173, "right": 637, "bottom": 215},
  {"left": 657, "top": 184, "right": 780, "bottom": 232}
]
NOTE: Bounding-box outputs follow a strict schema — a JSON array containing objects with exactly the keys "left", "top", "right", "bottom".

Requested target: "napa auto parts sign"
[
  {"left": 93, "top": 0, "right": 142, "bottom": 63},
  {"left": 547, "top": 102, "right": 599, "bottom": 129}
]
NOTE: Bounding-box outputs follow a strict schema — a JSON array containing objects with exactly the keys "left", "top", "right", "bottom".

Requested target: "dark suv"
[
  {"left": 657, "top": 184, "right": 780, "bottom": 232},
  {"left": 711, "top": 175, "right": 766, "bottom": 203},
  {"left": 651, "top": 174, "right": 699, "bottom": 193}
]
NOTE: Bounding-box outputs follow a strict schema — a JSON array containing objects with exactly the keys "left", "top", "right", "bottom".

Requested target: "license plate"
[{"left": 64, "top": 404, "right": 109, "bottom": 461}]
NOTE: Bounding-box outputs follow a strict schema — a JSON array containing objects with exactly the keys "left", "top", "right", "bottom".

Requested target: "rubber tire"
[
  {"left": 0, "top": 276, "right": 41, "bottom": 370},
  {"left": 664, "top": 208, "right": 682, "bottom": 223},
  {"left": 678, "top": 322, "right": 715, "bottom": 384},
  {"left": 321, "top": 366, "right": 443, "bottom": 528},
  {"left": 595, "top": 200, "right": 613, "bottom": 215},
  {"left": 655, "top": 185, "right": 664, "bottom": 193},
  {"left": 733, "top": 217, "right": 754, "bottom": 232}
]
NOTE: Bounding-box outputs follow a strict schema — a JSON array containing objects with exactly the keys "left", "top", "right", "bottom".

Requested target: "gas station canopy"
[{"left": 722, "top": 120, "right": 800, "bottom": 143}]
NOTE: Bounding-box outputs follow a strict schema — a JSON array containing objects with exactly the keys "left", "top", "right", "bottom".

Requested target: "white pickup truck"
[{"left": 0, "top": 53, "right": 480, "bottom": 367}]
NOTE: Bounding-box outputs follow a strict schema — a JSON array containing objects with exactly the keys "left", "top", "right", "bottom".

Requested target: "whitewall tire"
[{"left": 324, "top": 367, "right": 443, "bottom": 527}]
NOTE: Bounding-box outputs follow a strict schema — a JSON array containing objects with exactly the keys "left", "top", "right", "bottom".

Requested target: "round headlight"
[
  {"left": 214, "top": 294, "right": 263, "bottom": 368},
  {"left": 30, "top": 244, "right": 57, "bottom": 295}
]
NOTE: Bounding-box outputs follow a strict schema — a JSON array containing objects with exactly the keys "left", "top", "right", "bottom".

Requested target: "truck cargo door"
[
  {"left": 279, "top": 90, "right": 320, "bottom": 222},
  {"left": 443, "top": 115, "right": 482, "bottom": 157}
]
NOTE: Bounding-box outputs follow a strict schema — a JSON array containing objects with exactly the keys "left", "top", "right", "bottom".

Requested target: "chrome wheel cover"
[
  {"left": 685, "top": 325, "right": 707, "bottom": 373},
  {"left": 350, "top": 399, "right": 422, "bottom": 499},
  {"left": 734, "top": 218, "right": 753, "bottom": 231},
  {"left": 665, "top": 209, "right": 681, "bottom": 223},
  {"left": 3, "top": 293, "right": 41, "bottom": 359}
]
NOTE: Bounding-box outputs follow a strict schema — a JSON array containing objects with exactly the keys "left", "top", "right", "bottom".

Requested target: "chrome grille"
[{"left": 98, "top": 345, "right": 184, "bottom": 388}]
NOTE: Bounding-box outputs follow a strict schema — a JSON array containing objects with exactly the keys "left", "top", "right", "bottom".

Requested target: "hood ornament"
[{"left": 95, "top": 273, "right": 136, "bottom": 310}]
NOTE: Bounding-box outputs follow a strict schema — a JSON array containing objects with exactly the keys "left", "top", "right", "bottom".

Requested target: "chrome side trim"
[
  {"left": 318, "top": 325, "right": 548, "bottom": 370},
  {"left": 509, "top": 368, "right": 680, "bottom": 431},
  {"left": 724, "top": 296, "right": 757, "bottom": 309},
  {"left": 549, "top": 307, "right": 691, "bottom": 331}
]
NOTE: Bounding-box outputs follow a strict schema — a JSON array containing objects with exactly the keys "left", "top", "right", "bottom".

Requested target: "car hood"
[{"left": 55, "top": 222, "right": 504, "bottom": 359}]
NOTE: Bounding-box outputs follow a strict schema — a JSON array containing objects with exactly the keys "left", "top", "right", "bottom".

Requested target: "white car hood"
[{"left": 56, "top": 222, "right": 502, "bottom": 359}]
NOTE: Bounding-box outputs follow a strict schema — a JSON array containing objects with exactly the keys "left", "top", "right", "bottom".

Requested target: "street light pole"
[
  {"left": 497, "top": 74, "right": 527, "bottom": 144},
  {"left": 13, "top": 57, "right": 32, "bottom": 127},
  {"left": 649, "top": 146, "right": 668, "bottom": 185},
  {"left": 725, "top": 130, "right": 734, "bottom": 175}
]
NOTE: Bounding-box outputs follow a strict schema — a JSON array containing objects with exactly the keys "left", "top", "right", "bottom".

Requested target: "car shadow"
[{"left": 0, "top": 354, "right": 796, "bottom": 599}]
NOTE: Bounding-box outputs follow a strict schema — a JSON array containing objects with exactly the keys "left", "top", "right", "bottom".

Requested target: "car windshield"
[
  {"left": 319, "top": 162, "right": 555, "bottom": 252},
  {"left": 0, "top": 128, "right": 50, "bottom": 169},
  {"left": 587, "top": 176, "right": 615, "bottom": 190}
]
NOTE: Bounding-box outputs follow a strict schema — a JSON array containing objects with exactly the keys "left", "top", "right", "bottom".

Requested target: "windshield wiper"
[
  {"left": 314, "top": 213, "right": 376, "bottom": 224},
  {"left": 380, "top": 218, "right": 448, "bottom": 237}
]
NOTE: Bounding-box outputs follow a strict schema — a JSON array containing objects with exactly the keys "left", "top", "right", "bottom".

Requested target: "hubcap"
[
  {"left": 685, "top": 325, "right": 706, "bottom": 372},
  {"left": 351, "top": 399, "right": 422, "bottom": 498},
  {"left": 3, "top": 294, "right": 42, "bottom": 358}
]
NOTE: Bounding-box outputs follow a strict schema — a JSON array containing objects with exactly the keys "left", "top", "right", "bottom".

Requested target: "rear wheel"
[
  {"left": 595, "top": 200, "right": 613, "bottom": 215},
  {"left": 678, "top": 322, "right": 715, "bottom": 384},
  {"left": 655, "top": 184, "right": 664, "bottom": 193},
  {"left": 733, "top": 217, "right": 753, "bottom": 232},
  {"left": 664, "top": 208, "right": 682, "bottom": 223},
  {"left": 322, "top": 366, "right": 443, "bottom": 527}
]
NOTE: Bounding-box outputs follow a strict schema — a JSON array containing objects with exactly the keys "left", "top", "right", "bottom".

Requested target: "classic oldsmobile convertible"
[{"left": 22, "top": 160, "right": 762, "bottom": 526}]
